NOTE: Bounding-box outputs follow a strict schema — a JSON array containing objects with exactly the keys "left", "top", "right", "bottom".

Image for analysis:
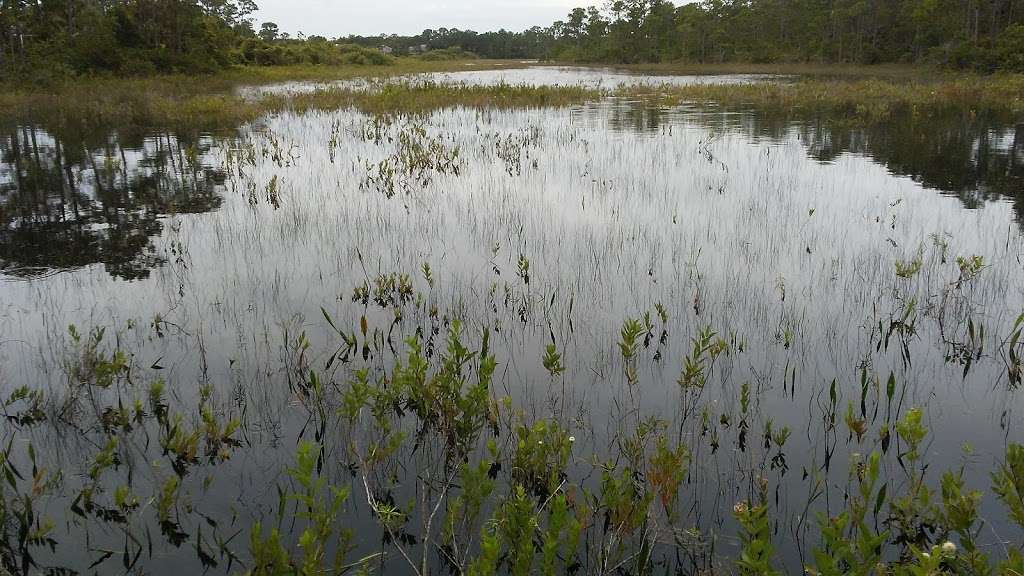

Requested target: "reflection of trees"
[
  {"left": 607, "top": 101, "right": 669, "bottom": 133},
  {"left": 0, "top": 127, "right": 226, "bottom": 280},
  {"left": 724, "top": 109, "right": 1023, "bottom": 224},
  {"left": 793, "top": 113, "right": 1023, "bottom": 217},
  {"left": 610, "top": 104, "right": 1023, "bottom": 225}
]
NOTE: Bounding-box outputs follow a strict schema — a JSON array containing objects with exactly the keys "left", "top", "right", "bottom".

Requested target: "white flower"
[
  {"left": 921, "top": 552, "right": 931, "bottom": 560},
  {"left": 941, "top": 541, "right": 957, "bottom": 557},
  {"left": 537, "top": 440, "right": 543, "bottom": 445},
  {"left": 568, "top": 436, "right": 576, "bottom": 443}
]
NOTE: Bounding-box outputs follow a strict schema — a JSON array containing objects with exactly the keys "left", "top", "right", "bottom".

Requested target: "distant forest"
[
  {"left": 356, "top": 0, "right": 1024, "bottom": 71},
  {"left": 2, "top": 0, "right": 1023, "bottom": 79}
]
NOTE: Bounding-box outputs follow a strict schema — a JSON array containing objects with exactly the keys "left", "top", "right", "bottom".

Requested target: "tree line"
[
  {"left": 0, "top": 0, "right": 389, "bottom": 79},
  {"left": 356, "top": 0, "right": 1024, "bottom": 71},
  {"left": 3, "top": 0, "right": 1023, "bottom": 80},
  {"left": 1, "top": 0, "right": 261, "bottom": 77},
  {"left": 543, "top": 0, "right": 1024, "bottom": 70}
]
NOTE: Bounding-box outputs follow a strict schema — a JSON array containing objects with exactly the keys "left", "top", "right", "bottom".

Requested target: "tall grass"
[
  {"left": 620, "top": 74, "right": 1024, "bottom": 120},
  {"left": 0, "top": 78, "right": 598, "bottom": 138}
]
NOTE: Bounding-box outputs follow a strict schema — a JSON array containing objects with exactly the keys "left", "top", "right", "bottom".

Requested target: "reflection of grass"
[{"left": 6, "top": 60, "right": 1024, "bottom": 574}]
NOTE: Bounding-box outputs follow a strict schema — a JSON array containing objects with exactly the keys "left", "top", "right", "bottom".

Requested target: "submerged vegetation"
[{"left": 2, "top": 266, "right": 1024, "bottom": 574}]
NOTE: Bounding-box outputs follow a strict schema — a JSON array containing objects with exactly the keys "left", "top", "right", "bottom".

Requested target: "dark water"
[
  {"left": 0, "top": 130, "right": 225, "bottom": 279},
  {"left": 0, "top": 68, "right": 1022, "bottom": 574}
]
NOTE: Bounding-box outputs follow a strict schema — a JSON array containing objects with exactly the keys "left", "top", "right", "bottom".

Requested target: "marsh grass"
[
  {"left": 621, "top": 73, "right": 1024, "bottom": 120},
  {"left": 7, "top": 60, "right": 1023, "bottom": 142},
  {"left": 0, "top": 80, "right": 599, "bottom": 141},
  {"left": 285, "top": 82, "right": 601, "bottom": 116},
  {"left": 0, "top": 59, "right": 531, "bottom": 136}
]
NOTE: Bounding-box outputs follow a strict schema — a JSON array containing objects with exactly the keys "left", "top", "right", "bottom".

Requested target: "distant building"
[
  {"left": 407, "top": 44, "right": 429, "bottom": 54},
  {"left": 379, "top": 45, "right": 393, "bottom": 55}
]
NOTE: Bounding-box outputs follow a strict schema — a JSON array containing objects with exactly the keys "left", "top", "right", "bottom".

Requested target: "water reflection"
[
  {"left": 778, "top": 112, "right": 1022, "bottom": 220},
  {"left": 602, "top": 103, "right": 1024, "bottom": 224},
  {"left": 427, "top": 66, "right": 778, "bottom": 88},
  {"left": 0, "top": 128, "right": 226, "bottom": 279},
  {"left": 2, "top": 102, "right": 1020, "bottom": 282}
]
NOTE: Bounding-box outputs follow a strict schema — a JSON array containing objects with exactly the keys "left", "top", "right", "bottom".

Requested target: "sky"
[{"left": 252, "top": 0, "right": 585, "bottom": 38}]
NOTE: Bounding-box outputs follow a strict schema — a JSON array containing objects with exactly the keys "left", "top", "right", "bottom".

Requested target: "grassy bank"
[{"left": 618, "top": 72, "right": 1024, "bottom": 120}]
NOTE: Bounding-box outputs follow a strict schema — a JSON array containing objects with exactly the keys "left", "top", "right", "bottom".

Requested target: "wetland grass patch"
[
  {"left": 621, "top": 73, "right": 1024, "bottom": 121},
  {"left": 0, "top": 61, "right": 597, "bottom": 138}
]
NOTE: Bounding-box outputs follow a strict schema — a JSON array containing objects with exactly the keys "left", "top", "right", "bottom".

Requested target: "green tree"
[{"left": 259, "top": 21, "right": 280, "bottom": 42}]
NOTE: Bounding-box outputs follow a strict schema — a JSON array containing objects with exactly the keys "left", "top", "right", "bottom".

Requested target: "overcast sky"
[{"left": 252, "top": 0, "right": 585, "bottom": 37}]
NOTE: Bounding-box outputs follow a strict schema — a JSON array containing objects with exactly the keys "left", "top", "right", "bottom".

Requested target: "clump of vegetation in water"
[
  {"left": 358, "top": 120, "right": 463, "bottom": 198},
  {"left": 619, "top": 74, "right": 1024, "bottom": 121}
]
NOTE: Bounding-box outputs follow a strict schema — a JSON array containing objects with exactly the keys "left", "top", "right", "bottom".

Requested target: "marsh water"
[{"left": 1, "top": 68, "right": 1023, "bottom": 574}]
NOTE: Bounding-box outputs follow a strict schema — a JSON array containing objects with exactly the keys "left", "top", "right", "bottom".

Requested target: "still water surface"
[{"left": 0, "top": 67, "right": 1022, "bottom": 573}]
